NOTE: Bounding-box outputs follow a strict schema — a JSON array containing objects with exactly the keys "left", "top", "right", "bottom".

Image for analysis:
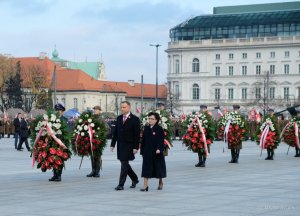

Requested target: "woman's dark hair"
[{"left": 147, "top": 112, "right": 160, "bottom": 125}]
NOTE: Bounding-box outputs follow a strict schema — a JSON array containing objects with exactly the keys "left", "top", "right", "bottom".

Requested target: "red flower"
[
  {"left": 49, "top": 148, "right": 56, "bottom": 155},
  {"left": 47, "top": 156, "right": 54, "bottom": 163},
  {"left": 62, "top": 152, "right": 69, "bottom": 159},
  {"left": 56, "top": 149, "right": 63, "bottom": 157},
  {"left": 55, "top": 158, "right": 62, "bottom": 165}
]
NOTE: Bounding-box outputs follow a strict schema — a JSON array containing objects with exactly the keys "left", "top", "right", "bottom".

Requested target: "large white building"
[{"left": 166, "top": 2, "right": 300, "bottom": 115}]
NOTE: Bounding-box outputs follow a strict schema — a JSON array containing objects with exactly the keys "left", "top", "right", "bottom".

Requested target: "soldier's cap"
[
  {"left": 233, "top": 104, "right": 240, "bottom": 109},
  {"left": 200, "top": 105, "right": 207, "bottom": 109},
  {"left": 268, "top": 108, "right": 274, "bottom": 113},
  {"left": 93, "top": 105, "right": 102, "bottom": 111},
  {"left": 54, "top": 103, "right": 65, "bottom": 111}
]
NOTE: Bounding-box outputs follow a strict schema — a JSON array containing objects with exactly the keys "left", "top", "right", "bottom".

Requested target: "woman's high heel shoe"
[
  {"left": 157, "top": 183, "right": 163, "bottom": 190},
  {"left": 140, "top": 186, "right": 148, "bottom": 192}
]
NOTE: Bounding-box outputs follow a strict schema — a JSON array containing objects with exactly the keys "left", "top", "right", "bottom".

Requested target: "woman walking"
[{"left": 140, "top": 112, "right": 166, "bottom": 191}]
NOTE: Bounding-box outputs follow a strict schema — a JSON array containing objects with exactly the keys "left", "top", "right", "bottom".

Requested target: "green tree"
[{"left": 5, "top": 61, "right": 23, "bottom": 109}]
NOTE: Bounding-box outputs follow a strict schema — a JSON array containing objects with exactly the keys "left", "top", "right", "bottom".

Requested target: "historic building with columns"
[{"left": 166, "top": 2, "right": 300, "bottom": 115}]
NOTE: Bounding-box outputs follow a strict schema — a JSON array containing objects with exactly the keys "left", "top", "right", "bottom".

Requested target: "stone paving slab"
[{"left": 0, "top": 138, "right": 299, "bottom": 216}]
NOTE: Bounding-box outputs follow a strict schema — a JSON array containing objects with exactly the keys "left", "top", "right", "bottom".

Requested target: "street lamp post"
[{"left": 150, "top": 44, "right": 161, "bottom": 108}]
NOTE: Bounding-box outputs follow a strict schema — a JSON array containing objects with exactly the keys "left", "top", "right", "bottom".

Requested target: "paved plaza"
[{"left": 0, "top": 138, "right": 299, "bottom": 216}]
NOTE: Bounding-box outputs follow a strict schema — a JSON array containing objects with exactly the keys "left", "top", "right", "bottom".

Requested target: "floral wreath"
[
  {"left": 282, "top": 116, "right": 300, "bottom": 148},
  {"left": 141, "top": 110, "right": 173, "bottom": 155},
  {"left": 30, "top": 111, "right": 72, "bottom": 172},
  {"left": 255, "top": 115, "right": 280, "bottom": 149},
  {"left": 72, "top": 110, "right": 107, "bottom": 157},
  {"left": 182, "top": 112, "right": 215, "bottom": 154},
  {"left": 217, "top": 111, "right": 247, "bottom": 146}
]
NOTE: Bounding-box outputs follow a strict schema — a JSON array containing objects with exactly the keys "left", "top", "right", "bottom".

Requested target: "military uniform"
[
  {"left": 194, "top": 105, "right": 215, "bottom": 167},
  {"left": 86, "top": 105, "right": 107, "bottom": 178},
  {"left": 49, "top": 103, "right": 67, "bottom": 182}
]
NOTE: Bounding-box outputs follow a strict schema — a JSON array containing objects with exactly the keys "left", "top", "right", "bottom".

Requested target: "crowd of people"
[{"left": 1, "top": 101, "right": 299, "bottom": 192}]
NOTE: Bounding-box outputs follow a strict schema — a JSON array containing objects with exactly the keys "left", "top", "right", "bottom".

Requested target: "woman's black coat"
[{"left": 140, "top": 124, "right": 166, "bottom": 178}]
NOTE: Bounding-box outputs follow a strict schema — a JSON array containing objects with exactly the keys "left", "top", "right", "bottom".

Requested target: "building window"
[
  {"left": 215, "top": 66, "right": 220, "bottom": 76},
  {"left": 175, "top": 59, "right": 180, "bottom": 74},
  {"left": 270, "top": 87, "right": 275, "bottom": 99},
  {"left": 270, "top": 51, "right": 275, "bottom": 58},
  {"left": 242, "top": 53, "right": 247, "bottom": 59},
  {"left": 242, "top": 66, "right": 247, "bottom": 76},
  {"left": 229, "top": 53, "right": 234, "bottom": 60},
  {"left": 228, "top": 88, "right": 234, "bottom": 100},
  {"left": 192, "top": 58, "right": 200, "bottom": 72},
  {"left": 284, "top": 51, "right": 290, "bottom": 58},
  {"left": 175, "top": 85, "right": 179, "bottom": 99},
  {"left": 242, "top": 88, "right": 247, "bottom": 100},
  {"left": 256, "top": 52, "right": 261, "bottom": 59},
  {"left": 256, "top": 65, "right": 261, "bottom": 75},
  {"left": 216, "top": 54, "right": 220, "bottom": 60},
  {"left": 192, "top": 84, "right": 199, "bottom": 100},
  {"left": 270, "top": 65, "right": 275, "bottom": 75},
  {"left": 284, "top": 87, "right": 289, "bottom": 100},
  {"left": 74, "top": 98, "right": 78, "bottom": 110},
  {"left": 284, "top": 64, "right": 289, "bottom": 74},
  {"left": 255, "top": 88, "right": 261, "bottom": 99},
  {"left": 229, "top": 66, "right": 234, "bottom": 76},
  {"left": 215, "top": 88, "right": 220, "bottom": 100}
]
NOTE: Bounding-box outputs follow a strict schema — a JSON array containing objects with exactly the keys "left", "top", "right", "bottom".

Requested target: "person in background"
[
  {"left": 16, "top": 113, "right": 31, "bottom": 152},
  {"left": 13, "top": 113, "right": 22, "bottom": 149}
]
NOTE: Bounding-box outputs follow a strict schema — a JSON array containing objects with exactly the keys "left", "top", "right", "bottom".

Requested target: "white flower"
[
  {"left": 90, "top": 123, "right": 95, "bottom": 127},
  {"left": 155, "top": 110, "right": 161, "bottom": 115},
  {"left": 88, "top": 119, "right": 92, "bottom": 123},
  {"left": 162, "top": 122, "right": 168, "bottom": 130},
  {"left": 43, "top": 114, "right": 49, "bottom": 121},
  {"left": 54, "top": 123, "right": 61, "bottom": 129},
  {"left": 57, "top": 130, "right": 62, "bottom": 135},
  {"left": 95, "top": 135, "right": 98, "bottom": 137},
  {"left": 84, "top": 125, "right": 89, "bottom": 131},
  {"left": 48, "top": 122, "right": 52, "bottom": 128},
  {"left": 161, "top": 117, "right": 168, "bottom": 123},
  {"left": 97, "top": 127, "right": 100, "bottom": 130},
  {"left": 50, "top": 114, "right": 56, "bottom": 122},
  {"left": 79, "top": 119, "right": 83, "bottom": 123},
  {"left": 81, "top": 132, "right": 85, "bottom": 136},
  {"left": 56, "top": 119, "right": 61, "bottom": 123}
]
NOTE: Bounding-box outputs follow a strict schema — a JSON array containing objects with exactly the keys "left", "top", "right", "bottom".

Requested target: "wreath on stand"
[
  {"left": 72, "top": 111, "right": 107, "bottom": 167},
  {"left": 141, "top": 110, "right": 173, "bottom": 156},
  {"left": 255, "top": 115, "right": 280, "bottom": 150},
  {"left": 217, "top": 112, "right": 247, "bottom": 148},
  {"left": 182, "top": 112, "right": 215, "bottom": 155},
  {"left": 30, "top": 111, "right": 72, "bottom": 172},
  {"left": 282, "top": 116, "right": 300, "bottom": 148}
]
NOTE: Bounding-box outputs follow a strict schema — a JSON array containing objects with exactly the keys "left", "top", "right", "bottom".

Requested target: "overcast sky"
[{"left": 0, "top": 0, "right": 297, "bottom": 84}]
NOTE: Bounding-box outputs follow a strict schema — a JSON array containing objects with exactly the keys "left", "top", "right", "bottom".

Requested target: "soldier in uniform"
[
  {"left": 228, "top": 105, "right": 246, "bottom": 163},
  {"left": 86, "top": 105, "right": 107, "bottom": 178},
  {"left": 49, "top": 103, "right": 68, "bottom": 182},
  {"left": 195, "top": 105, "right": 214, "bottom": 167}
]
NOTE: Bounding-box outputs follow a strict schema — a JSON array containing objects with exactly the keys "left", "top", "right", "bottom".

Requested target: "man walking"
[
  {"left": 13, "top": 113, "right": 22, "bottom": 149},
  {"left": 111, "top": 101, "right": 140, "bottom": 191}
]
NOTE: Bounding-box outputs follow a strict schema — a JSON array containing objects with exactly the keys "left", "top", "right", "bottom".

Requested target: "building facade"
[{"left": 166, "top": 2, "right": 300, "bottom": 115}]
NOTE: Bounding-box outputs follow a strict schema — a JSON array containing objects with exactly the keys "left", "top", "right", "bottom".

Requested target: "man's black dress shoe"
[
  {"left": 115, "top": 185, "right": 124, "bottom": 191},
  {"left": 130, "top": 180, "right": 139, "bottom": 188}
]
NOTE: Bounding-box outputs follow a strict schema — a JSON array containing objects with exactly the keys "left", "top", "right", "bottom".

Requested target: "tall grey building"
[{"left": 166, "top": 2, "right": 300, "bottom": 115}]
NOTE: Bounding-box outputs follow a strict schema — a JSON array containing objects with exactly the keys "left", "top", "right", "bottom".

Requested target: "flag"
[{"left": 217, "top": 109, "right": 223, "bottom": 118}]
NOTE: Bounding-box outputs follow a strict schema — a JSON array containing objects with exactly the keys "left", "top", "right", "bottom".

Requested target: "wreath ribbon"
[
  {"left": 294, "top": 122, "right": 300, "bottom": 148},
  {"left": 260, "top": 123, "right": 270, "bottom": 149}
]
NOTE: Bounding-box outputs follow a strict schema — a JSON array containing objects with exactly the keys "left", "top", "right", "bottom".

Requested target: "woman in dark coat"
[{"left": 140, "top": 112, "right": 166, "bottom": 191}]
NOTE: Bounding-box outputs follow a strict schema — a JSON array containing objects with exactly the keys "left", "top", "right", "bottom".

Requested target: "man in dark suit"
[
  {"left": 16, "top": 113, "right": 31, "bottom": 152},
  {"left": 13, "top": 113, "right": 22, "bottom": 149},
  {"left": 111, "top": 101, "right": 140, "bottom": 191}
]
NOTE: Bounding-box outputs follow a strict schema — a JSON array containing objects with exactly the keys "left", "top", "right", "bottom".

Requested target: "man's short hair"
[{"left": 121, "top": 101, "right": 131, "bottom": 106}]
